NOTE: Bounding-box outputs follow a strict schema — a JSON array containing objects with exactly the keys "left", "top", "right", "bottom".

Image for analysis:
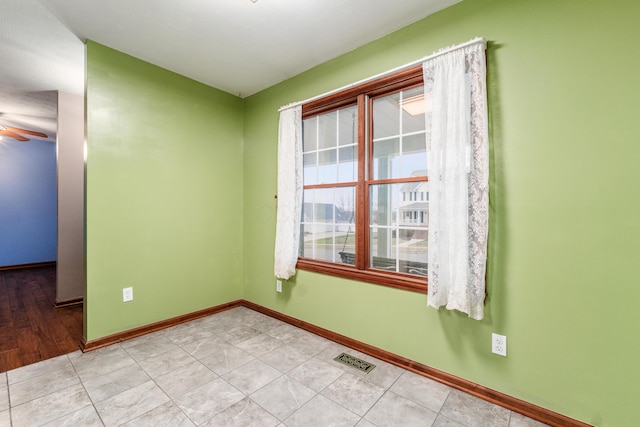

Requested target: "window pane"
[
  {"left": 318, "top": 111, "right": 337, "bottom": 149},
  {"left": 300, "top": 222, "right": 319, "bottom": 259},
  {"left": 304, "top": 106, "right": 358, "bottom": 185},
  {"left": 303, "top": 117, "right": 317, "bottom": 152},
  {"left": 373, "top": 92, "right": 400, "bottom": 139},
  {"left": 401, "top": 134, "right": 427, "bottom": 177},
  {"left": 372, "top": 138, "right": 399, "bottom": 180},
  {"left": 303, "top": 152, "right": 318, "bottom": 185},
  {"left": 373, "top": 135, "right": 426, "bottom": 180},
  {"left": 370, "top": 183, "right": 428, "bottom": 277},
  {"left": 338, "top": 106, "right": 357, "bottom": 146},
  {"left": 401, "top": 86, "right": 425, "bottom": 134},
  {"left": 300, "top": 186, "right": 356, "bottom": 264},
  {"left": 318, "top": 149, "right": 337, "bottom": 183},
  {"left": 372, "top": 86, "right": 427, "bottom": 180},
  {"left": 338, "top": 146, "right": 357, "bottom": 182}
]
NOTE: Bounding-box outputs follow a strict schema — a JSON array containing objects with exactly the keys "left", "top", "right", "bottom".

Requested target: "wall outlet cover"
[
  {"left": 492, "top": 333, "right": 507, "bottom": 357},
  {"left": 123, "top": 287, "right": 133, "bottom": 302}
]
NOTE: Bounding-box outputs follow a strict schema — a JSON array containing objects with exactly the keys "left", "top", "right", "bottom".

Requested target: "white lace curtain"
[
  {"left": 424, "top": 40, "right": 489, "bottom": 320},
  {"left": 274, "top": 105, "right": 303, "bottom": 280},
  {"left": 274, "top": 40, "right": 489, "bottom": 317}
]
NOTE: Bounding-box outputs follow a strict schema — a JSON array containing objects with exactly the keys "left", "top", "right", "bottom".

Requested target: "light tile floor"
[{"left": 0, "top": 307, "right": 549, "bottom": 426}]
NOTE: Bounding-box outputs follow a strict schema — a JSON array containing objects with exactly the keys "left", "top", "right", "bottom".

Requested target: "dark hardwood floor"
[{"left": 0, "top": 265, "right": 83, "bottom": 373}]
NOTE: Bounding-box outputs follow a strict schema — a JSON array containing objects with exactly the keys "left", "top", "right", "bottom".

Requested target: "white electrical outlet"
[
  {"left": 276, "top": 280, "right": 282, "bottom": 293},
  {"left": 492, "top": 333, "right": 507, "bottom": 357},
  {"left": 123, "top": 287, "right": 134, "bottom": 302}
]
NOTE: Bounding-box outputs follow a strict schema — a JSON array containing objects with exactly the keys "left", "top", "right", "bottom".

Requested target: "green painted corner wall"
[
  {"left": 82, "top": 1, "right": 640, "bottom": 425},
  {"left": 242, "top": 1, "right": 640, "bottom": 426},
  {"left": 85, "top": 41, "right": 244, "bottom": 340}
]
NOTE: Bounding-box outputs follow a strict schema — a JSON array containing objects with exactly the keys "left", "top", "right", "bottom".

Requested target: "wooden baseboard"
[
  {"left": 0, "top": 261, "right": 56, "bottom": 271},
  {"left": 80, "top": 300, "right": 243, "bottom": 352},
  {"left": 54, "top": 297, "right": 84, "bottom": 308},
  {"left": 242, "top": 301, "right": 592, "bottom": 427},
  {"left": 80, "top": 299, "right": 592, "bottom": 427}
]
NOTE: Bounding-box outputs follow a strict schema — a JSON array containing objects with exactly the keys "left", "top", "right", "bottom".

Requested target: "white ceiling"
[{"left": 0, "top": 0, "right": 460, "bottom": 138}]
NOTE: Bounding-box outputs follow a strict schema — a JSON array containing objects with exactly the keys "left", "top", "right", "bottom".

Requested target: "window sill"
[{"left": 296, "top": 258, "right": 427, "bottom": 294}]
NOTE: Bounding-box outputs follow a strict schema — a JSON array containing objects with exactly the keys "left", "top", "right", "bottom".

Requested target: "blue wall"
[{"left": 0, "top": 138, "right": 57, "bottom": 266}]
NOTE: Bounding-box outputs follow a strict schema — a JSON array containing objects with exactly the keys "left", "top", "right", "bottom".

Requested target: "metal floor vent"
[{"left": 334, "top": 353, "right": 376, "bottom": 373}]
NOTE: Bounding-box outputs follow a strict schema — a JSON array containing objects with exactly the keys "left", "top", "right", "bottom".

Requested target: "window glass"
[
  {"left": 372, "top": 87, "right": 427, "bottom": 180},
  {"left": 304, "top": 106, "right": 358, "bottom": 185},
  {"left": 401, "top": 86, "right": 426, "bottom": 134},
  {"left": 372, "top": 138, "right": 399, "bottom": 180},
  {"left": 338, "top": 145, "right": 357, "bottom": 182},
  {"left": 301, "top": 186, "right": 356, "bottom": 264},
  {"left": 318, "top": 149, "right": 337, "bottom": 183},
  {"left": 298, "top": 68, "right": 428, "bottom": 290},
  {"left": 303, "top": 152, "right": 318, "bottom": 185},
  {"left": 318, "top": 111, "right": 337, "bottom": 149},
  {"left": 303, "top": 117, "right": 317, "bottom": 151},
  {"left": 373, "top": 92, "right": 400, "bottom": 140},
  {"left": 369, "top": 183, "right": 428, "bottom": 276},
  {"left": 338, "top": 106, "right": 357, "bottom": 146}
]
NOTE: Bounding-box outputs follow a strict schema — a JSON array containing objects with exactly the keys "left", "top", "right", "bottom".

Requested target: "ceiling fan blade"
[
  {"left": 0, "top": 130, "right": 30, "bottom": 142},
  {"left": 4, "top": 126, "right": 47, "bottom": 138}
]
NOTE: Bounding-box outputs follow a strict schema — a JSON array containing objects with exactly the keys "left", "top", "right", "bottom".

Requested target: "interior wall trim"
[
  {"left": 80, "top": 299, "right": 592, "bottom": 427},
  {"left": 54, "top": 297, "right": 84, "bottom": 308},
  {"left": 0, "top": 261, "right": 57, "bottom": 271},
  {"left": 243, "top": 301, "right": 593, "bottom": 427},
  {"left": 80, "top": 300, "right": 243, "bottom": 352}
]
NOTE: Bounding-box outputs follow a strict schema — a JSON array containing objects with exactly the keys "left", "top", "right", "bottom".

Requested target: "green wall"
[
  {"left": 83, "top": 1, "right": 640, "bottom": 424},
  {"left": 242, "top": 1, "right": 640, "bottom": 425},
  {"left": 85, "top": 41, "right": 244, "bottom": 340}
]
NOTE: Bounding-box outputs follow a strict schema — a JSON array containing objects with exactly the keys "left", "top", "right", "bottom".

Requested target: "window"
[
  {"left": 277, "top": 38, "right": 488, "bottom": 316},
  {"left": 297, "top": 66, "right": 428, "bottom": 292}
]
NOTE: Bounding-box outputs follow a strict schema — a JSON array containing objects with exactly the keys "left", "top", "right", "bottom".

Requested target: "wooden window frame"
[{"left": 297, "top": 65, "right": 427, "bottom": 294}]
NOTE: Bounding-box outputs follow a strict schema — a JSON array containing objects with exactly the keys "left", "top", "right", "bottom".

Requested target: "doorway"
[
  {"left": 0, "top": 91, "right": 85, "bottom": 370},
  {"left": 0, "top": 265, "right": 83, "bottom": 371}
]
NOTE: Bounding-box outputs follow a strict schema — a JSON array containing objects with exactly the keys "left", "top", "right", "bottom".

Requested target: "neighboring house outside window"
[{"left": 399, "top": 175, "right": 429, "bottom": 227}]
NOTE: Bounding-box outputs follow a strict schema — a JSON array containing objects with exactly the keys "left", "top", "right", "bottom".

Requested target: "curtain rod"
[{"left": 279, "top": 37, "right": 485, "bottom": 112}]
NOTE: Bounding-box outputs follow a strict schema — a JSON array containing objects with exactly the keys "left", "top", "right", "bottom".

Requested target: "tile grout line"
[
  {"left": 126, "top": 357, "right": 175, "bottom": 426},
  {"left": 288, "top": 348, "right": 365, "bottom": 424},
  {"left": 126, "top": 336, "right": 211, "bottom": 427},
  {"left": 153, "top": 321, "right": 270, "bottom": 426},
  {"left": 211, "top": 319, "right": 316, "bottom": 424},
  {"left": 435, "top": 391, "right": 453, "bottom": 426},
  {"left": 359, "top": 368, "right": 408, "bottom": 425},
  {"left": 9, "top": 353, "right": 97, "bottom": 426},
  {"left": 68, "top": 352, "right": 107, "bottom": 427},
  {"left": 4, "top": 371, "right": 12, "bottom": 427},
  {"left": 5, "top": 308, "right": 548, "bottom": 427}
]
